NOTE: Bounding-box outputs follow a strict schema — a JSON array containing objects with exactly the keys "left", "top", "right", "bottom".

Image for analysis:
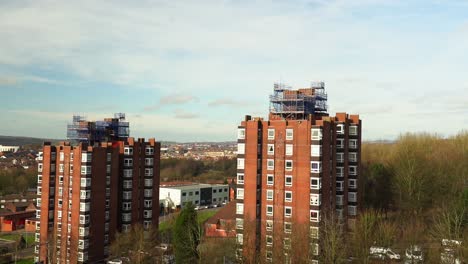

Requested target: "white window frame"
[
  {"left": 237, "top": 173, "right": 244, "bottom": 184},
  {"left": 285, "top": 175, "right": 292, "bottom": 187},
  {"left": 336, "top": 124, "right": 345, "bottom": 134},
  {"left": 337, "top": 138, "right": 344, "bottom": 148},
  {"left": 349, "top": 192, "right": 357, "bottom": 202},
  {"left": 123, "top": 169, "right": 133, "bottom": 178},
  {"left": 336, "top": 153, "right": 344, "bottom": 163},
  {"left": 237, "top": 233, "right": 243, "bottom": 245},
  {"left": 267, "top": 144, "right": 274, "bottom": 155},
  {"left": 310, "top": 193, "right": 321, "bottom": 206},
  {"left": 237, "top": 188, "right": 244, "bottom": 199},
  {"left": 285, "top": 191, "right": 292, "bottom": 202},
  {"left": 349, "top": 139, "right": 357, "bottom": 149},
  {"left": 124, "top": 158, "right": 133, "bottom": 167},
  {"left": 310, "top": 177, "right": 321, "bottom": 189},
  {"left": 266, "top": 220, "right": 273, "bottom": 231},
  {"left": 266, "top": 205, "right": 273, "bottom": 216},
  {"left": 237, "top": 128, "right": 246, "bottom": 139},
  {"left": 266, "top": 174, "right": 274, "bottom": 186},
  {"left": 349, "top": 125, "right": 358, "bottom": 135},
  {"left": 285, "top": 160, "right": 293, "bottom": 171},
  {"left": 236, "top": 203, "right": 244, "bottom": 215},
  {"left": 284, "top": 206, "right": 292, "bottom": 218},
  {"left": 266, "top": 190, "right": 273, "bottom": 201},
  {"left": 348, "top": 205, "right": 357, "bottom": 216},
  {"left": 285, "top": 128, "right": 293, "bottom": 140},
  {"left": 311, "top": 145, "right": 322, "bottom": 157},
  {"left": 311, "top": 128, "right": 322, "bottom": 140},
  {"left": 237, "top": 143, "right": 245, "bottom": 155},
  {"left": 267, "top": 128, "right": 275, "bottom": 140},
  {"left": 237, "top": 158, "right": 245, "bottom": 169},
  {"left": 310, "top": 226, "right": 319, "bottom": 239},
  {"left": 349, "top": 179, "right": 357, "bottom": 189},
  {"left": 336, "top": 167, "right": 344, "bottom": 177},
  {"left": 236, "top": 218, "right": 244, "bottom": 230},
  {"left": 267, "top": 159, "right": 274, "bottom": 170},
  {"left": 123, "top": 147, "right": 133, "bottom": 155},
  {"left": 349, "top": 166, "right": 357, "bottom": 175},
  {"left": 266, "top": 235, "right": 273, "bottom": 246},
  {"left": 284, "top": 222, "right": 292, "bottom": 234},
  {"left": 336, "top": 195, "right": 344, "bottom": 206},
  {"left": 285, "top": 144, "right": 293, "bottom": 156},
  {"left": 349, "top": 152, "right": 357, "bottom": 162},
  {"left": 310, "top": 161, "right": 322, "bottom": 173},
  {"left": 310, "top": 210, "right": 320, "bottom": 222},
  {"left": 336, "top": 181, "right": 344, "bottom": 191}
]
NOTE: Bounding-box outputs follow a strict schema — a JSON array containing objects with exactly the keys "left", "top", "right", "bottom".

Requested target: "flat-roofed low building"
[{"left": 159, "top": 184, "right": 229, "bottom": 209}]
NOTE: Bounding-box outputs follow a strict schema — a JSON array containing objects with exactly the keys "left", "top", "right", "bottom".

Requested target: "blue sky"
[{"left": 0, "top": 0, "right": 467, "bottom": 141}]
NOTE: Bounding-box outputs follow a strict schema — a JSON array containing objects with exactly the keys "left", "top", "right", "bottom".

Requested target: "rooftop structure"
[
  {"left": 66, "top": 113, "right": 130, "bottom": 144},
  {"left": 269, "top": 82, "right": 328, "bottom": 120}
]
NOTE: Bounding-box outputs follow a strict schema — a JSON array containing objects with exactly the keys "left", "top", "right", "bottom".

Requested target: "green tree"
[
  {"left": 109, "top": 224, "right": 159, "bottom": 264},
  {"left": 173, "top": 203, "right": 201, "bottom": 263}
]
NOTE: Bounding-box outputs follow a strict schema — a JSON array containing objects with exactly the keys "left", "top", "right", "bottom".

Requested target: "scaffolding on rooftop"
[
  {"left": 66, "top": 113, "right": 130, "bottom": 144},
  {"left": 269, "top": 81, "right": 328, "bottom": 120}
]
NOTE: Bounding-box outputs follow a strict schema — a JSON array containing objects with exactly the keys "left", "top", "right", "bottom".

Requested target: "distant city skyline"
[{"left": 1, "top": 0, "right": 467, "bottom": 141}]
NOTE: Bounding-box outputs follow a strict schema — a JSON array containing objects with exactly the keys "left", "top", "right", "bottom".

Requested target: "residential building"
[
  {"left": 34, "top": 138, "right": 160, "bottom": 264},
  {"left": 236, "top": 82, "right": 361, "bottom": 263},
  {"left": 66, "top": 113, "right": 130, "bottom": 144},
  {"left": 159, "top": 183, "right": 229, "bottom": 210},
  {"left": 0, "top": 145, "right": 20, "bottom": 153}
]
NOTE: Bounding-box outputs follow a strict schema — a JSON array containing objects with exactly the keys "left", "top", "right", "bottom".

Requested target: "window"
[
  {"left": 238, "top": 128, "right": 246, "bottom": 139},
  {"left": 80, "top": 202, "right": 90, "bottom": 212},
  {"left": 237, "top": 158, "right": 245, "bottom": 169},
  {"left": 266, "top": 251, "right": 273, "bottom": 261},
  {"left": 144, "top": 168, "right": 153, "bottom": 176},
  {"left": 284, "top": 238, "right": 291, "bottom": 249},
  {"left": 349, "top": 125, "right": 358, "bottom": 135},
  {"left": 349, "top": 152, "right": 357, "bottom": 162},
  {"left": 267, "top": 159, "right": 274, "bottom": 170},
  {"left": 107, "top": 153, "right": 112, "bottom": 162},
  {"left": 236, "top": 203, "right": 244, "bottom": 214},
  {"left": 336, "top": 181, "right": 344, "bottom": 191},
  {"left": 81, "top": 152, "right": 91, "bottom": 162},
  {"left": 310, "top": 161, "right": 321, "bottom": 173},
  {"left": 236, "top": 218, "right": 244, "bottom": 229},
  {"left": 237, "top": 188, "right": 244, "bottom": 199},
  {"left": 312, "top": 243, "right": 320, "bottom": 256},
  {"left": 348, "top": 205, "right": 357, "bottom": 216},
  {"left": 310, "top": 177, "right": 321, "bottom": 189},
  {"left": 237, "top": 173, "right": 244, "bottom": 184},
  {"left": 266, "top": 205, "right": 273, "bottom": 216},
  {"left": 145, "top": 147, "right": 154, "bottom": 155},
  {"left": 284, "top": 222, "right": 292, "bottom": 234},
  {"left": 286, "top": 128, "right": 293, "bottom": 140},
  {"left": 336, "top": 124, "right": 344, "bottom": 134},
  {"left": 123, "top": 169, "right": 133, "bottom": 178},
  {"left": 349, "top": 179, "right": 357, "bottom": 189},
  {"left": 336, "top": 195, "right": 344, "bottom": 206},
  {"left": 58, "top": 187, "right": 63, "bottom": 196},
  {"left": 310, "top": 227, "right": 319, "bottom": 239},
  {"left": 58, "top": 199, "right": 63, "bottom": 208},
  {"left": 144, "top": 178, "right": 153, "bottom": 187},
  {"left": 106, "top": 165, "right": 111, "bottom": 174},
  {"left": 349, "top": 139, "right": 357, "bottom": 148},
  {"left": 337, "top": 209, "right": 343, "bottom": 219},
  {"left": 266, "top": 220, "right": 273, "bottom": 231},
  {"left": 349, "top": 166, "right": 357, "bottom": 175},
  {"left": 283, "top": 175, "right": 292, "bottom": 187},
  {"left": 38, "top": 163, "right": 43, "bottom": 172},
  {"left": 37, "top": 186, "right": 42, "bottom": 195},
  {"left": 266, "top": 235, "right": 273, "bottom": 246},
  {"left": 336, "top": 153, "right": 344, "bottom": 163},
  {"left": 311, "top": 128, "right": 322, "bottom": 140},
  {"left": 124, "top": 147, "right": 133, "bottom": 155},
  {"left": 124, "top": 158, "right": 133, "bottom": 167},
  {"left": 237, "top": 234, "right": 243, "bottom": 245},
  {"left": 310, "top": 194, "right": 321, "bottom": 206},
  {"left": 59, "top": 175, "right": 64, "bottom": 184},
  {"left": 80, "top": 190, "right": 91, "bottom": 199},
  {"left": 80, "top": 178, "right": 91, "bottom": 187},
  {"left": 266, "top": 190, "right": 274, "bottom": 201},
  {"left": 79, "top": 215, "right": 90, "bottom": 224},
  {"left": 267, "top": 174, "right": 274, "bottom": 185},
  {"left": 145, "top": 158, "right": 153, "bottom": 166},
  {"left": 267, "top": 144, "right": 274, "bottom": 155},
  {"left": 311, "top": 145, "right": 322, "bottom": 157},
  {"left": 285, "top": 144, "right": 293, "bottom": 156},
  {"left": 284, "top": 207, "right": 292, "bottom": 217},
  {"left": 123, "top": 180, "right": 132, "bottom": 189},
  {"left": 144, "top": 189, "right": 152, "bottom": 198},
  {"left": 285, "top": 191, "right": 292, "bottom": 202},
  {"left": 267, "top": 129, "right": 275, "bottom": 140},
  {"left": 144, "top": 210, "right": 152, "bottom": 218},
  {"left": 213, "top": 189, "right": 217, "bottom": 193},
  {"left": 337, "top": 167, "right": 344, "bottom": 177},
  {"left": 80, "top": 166, "right": 91, "bottom": 175},
  {"left": 59, "top": 164, "right": 64, "bottom": 172},
  {"left": 349, "top": 192, "right": 357, "bottom": 202},
  {"left": 237, "top": 143, "right": 245, "bottom": 155},
  {"left": 285, "top": 160, "right": 293, "bottom": 171},
  {"left": 310, "top": 210, "right": 320, "bottom": 222},
  {"left": 79, "top": 227, "right": 89, "bottom": 236},
  {"left": 336, "top": 138, "right": 344, "bottom": 148},
  {"left": 123, "top": 191, "right": 132, "bottom": 200},
  {"left": 144, "top": 200, "right": 152, "bottom": 208}
]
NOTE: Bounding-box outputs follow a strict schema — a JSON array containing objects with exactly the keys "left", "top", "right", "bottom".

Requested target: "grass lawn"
[
  {"left": 0, "top": 233, "right": 35, "bottom": 246},
  {"left": 16, "top": 258, "right": 34, "bottom": 264},
  {"left": 159, "top": 209, "right": 218, "bottom": 232}
]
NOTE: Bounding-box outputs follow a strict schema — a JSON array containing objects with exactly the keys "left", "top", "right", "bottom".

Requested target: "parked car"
[
  {"left": 369, "top": 246, "right": 401, "bottom": 260},
  {"left": 405, "top": 245, "right": 423, "bottom": 263}
]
